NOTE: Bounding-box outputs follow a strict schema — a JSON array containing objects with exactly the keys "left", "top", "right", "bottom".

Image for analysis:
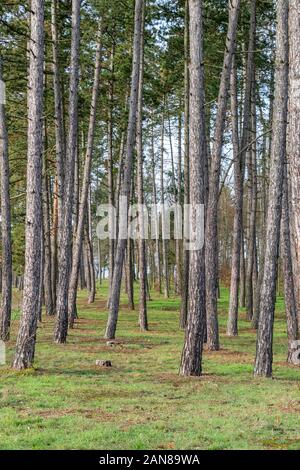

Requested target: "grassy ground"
[{"left": 0, "top": 282, "right": 299, "bottom": 450}]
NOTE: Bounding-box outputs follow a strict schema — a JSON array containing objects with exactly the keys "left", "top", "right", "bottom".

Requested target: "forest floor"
[{"left": 0, "top": 283, "right": 299, "bottom": 450}]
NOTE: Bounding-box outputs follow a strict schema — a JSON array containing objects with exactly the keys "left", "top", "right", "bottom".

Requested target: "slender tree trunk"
[
  {"left": 288, "top": 0, "right": 300, "bottom": 325},
  {"left": 254, "top": 0, "right": 289, "bottom": 377},
  {"left": 68, "top": 25, "right": 102, "bottom": 325},
  {"left": 246, "top": 78, "right": 257, "bottom": 321},
  {"left": 180, "top": 0, "right": 206, "bottom": 376},
  {"left": 227, "top": 58, "right": 242, "bottom": 336},
  {"left": 51, "top": 0, "right": 65, "bottom": 279},
  {"left": 13, "top": 1, "right": 44, "bottom": 369},
  {"left": 150, "top": 118, "right": 162, "bottom": 294},
  {"left": 42, "top": 134, "right": 54, "bottom": 316},
  {"left": 0, "top": 64, "right": 12, "bottom": 341},
  {"left": 54, "top": 0, "right": 80, "bottom": 343},
  {"left": 105, "top": 0, "right": 144, "bottom": 340},
  {"left": 136, "top": 4, "right": 148, "bottom": 330},
  {"left": 180, "top": 0, "right": 190, "bottom": 329},
  {"left": 175, "top": 109, "right": 182, "bottom": 296},
  {"left": 281, "top": 162, "right": 298, "bottom": 362},
  {"left": 160, "top": 105, "right": 170, "bottom": 299},
  {"left": 205, "top": 0, "right": 240, "bottom": 351}
]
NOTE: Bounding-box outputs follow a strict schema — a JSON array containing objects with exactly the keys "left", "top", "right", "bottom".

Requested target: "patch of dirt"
[{"left": 19, "top": 407, "right": 115, "bottom": 422}]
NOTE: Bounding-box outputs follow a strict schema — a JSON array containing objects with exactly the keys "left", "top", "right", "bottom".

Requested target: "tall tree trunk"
[
  {"left": 205, "top": 0, "right": 240, "bottom": 351},
  {"left": 68, "top": 25, "right": 102, "bottom": 326},
  {"left": 288, "top": 0, "right": 300, "bottom": 325},
  {"left": 160, "top": 105, "right": 170, "bottom": 299},
  {"left": 254, "top": 0, "right": 289, "bottom": 377},
  {"left": 227, "top": 57, "right": 242, "bottom": 336},
  {"left": 281, "top": 162, "right": 298, "bottom": 362},
  {"left": 54, "top": 0, "right": 80, "bottom": 343},
  {"left": 105, "top": 0, "right": 144, "bottom": 340},
  {"left": 246, "top": 78, "right": 257, "bottom": 321},
  {"left": 175, "top": 109, "right": 182, "bottom": 296},
  {"left": 42, "top": 130, "right": 54, "bottom": 316},
  {"left": 13, "top": 0, "right": 44, "bottom": 369},
  {"left": 51, "top": 0, "right": 65, "bottom": 300},
  {"left": 180, "top": 0, "right": 206, "bottom": 376},
  {"left": 180, "top": 0, "right": 190, "bottom": 329},
  {"left": 136, "top": 4, "right": 148, "bottom": 330},
  {"left": 0, "top": 64, "right": 12, "bottom": 341}
]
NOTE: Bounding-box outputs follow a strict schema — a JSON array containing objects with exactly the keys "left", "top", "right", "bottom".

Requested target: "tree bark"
[
  {"left": 68, "top": 24, "right": 102, "bottom": 326},
  {"left": 205, "top": 0, "right": 240, "bottom": 351},
  {"left": 281, "top": 161, "right": 299, "bottom": 362},
  {"left": 136, "top": 3, "right": 148, "bottom": 331},
  {"left": 0, "top": 63, "right": 12, "bottom": 341},
  {"left": 180, "top": 0, "right": 206, "bottom": 376},
  {"left": 288, "top": 0, "right": 300, "bottom": 325},
  {"left": 254, "top": 0, "right": 289, "bottom": 377},
  {"left": 13, "top": 0, "right": 44, "bottom": 369},
  {"left": 180, "top": 0, "right": 190, "bottom": 329},
  {"left": 54, "top": 0, "right": 80, "bottom": 343},
  {"left": 227, "top": 57, "right": 242, "bottom": 336},
  {"left": 105, "top": 0, "right": 144, "bottom": 340}
]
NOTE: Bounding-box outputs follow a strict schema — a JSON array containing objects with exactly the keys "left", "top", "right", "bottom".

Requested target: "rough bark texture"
[
  {"left": 0, "top": 64, "right": 12, "bottom": 341},
  {"left": 180, "top": 0, "right": 206, "bottom": 376},
  {"left": 54, "top": 0, "right": 80, "bottom": 343},
  {"left": 281, "top": 163, "right": 299, "bottom": 362},
  {"left": 227, "top": 58, "right": 241, "bottom": 336},
  {"left": 68, "top": 25, "right": 102, "bottom": 326},
  {"left": 105, "top": 0, "right": 143, "bottom": 340},
  {"left": 288, "top": 0, "right": 300, "bottom": 325},
  {"left": 254, "top": 0, "right": 289, "bottom": 378},
  {"left": 205, "top": 0, "right": 240, "bottom": 350},
  {"left": 13, "top": 0, "right": 44, "bottom": 369}
]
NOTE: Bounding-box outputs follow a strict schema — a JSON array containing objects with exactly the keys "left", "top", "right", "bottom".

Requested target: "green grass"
[{"left": 0, "top": 283, "right": 299, "bottom": 450}]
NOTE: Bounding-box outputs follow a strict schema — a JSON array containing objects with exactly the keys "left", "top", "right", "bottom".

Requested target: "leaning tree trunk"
[
  {"left": 180, "top": 0, "right": 206, "bottom": 376},
  {"left": 288, "top": 0, "right": 300, "bottom": 325},
  {"left": 54, "top": 0, "right": 80, "bottom": 343},
  {"left": 13, "top": 0, "right": 44, "bottom": 369},
  {"left": 0, "top": 63, "right": 12, "bottom": 342},
  {"left": 205, "top": 0, "right": 240, "bottom": 351},
  {"left": 68, "top": 25, "right": 102, "bottom": 326},
  {"left": 136, "top": 4, "right": 148, "bottom": 331},
  {"left": 227, "top": 57, "right": 242, "bottom": 336},
  {"left": 254, "top": 0, "right": 289, "bottom": 378},
  {"left": 105, "top": 0, "right": 144, "bottom": 340}
]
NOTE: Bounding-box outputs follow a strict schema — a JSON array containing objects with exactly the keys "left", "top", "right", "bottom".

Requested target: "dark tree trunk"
[
  {"left": 180, "top": 0, "right": 206, "bottom": 376},
  {"left": 13, "top": 0, "right": 44, "bottom": 369},
  {"left": 0, "top": 63, "right": 12, "bottom": 341}
]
